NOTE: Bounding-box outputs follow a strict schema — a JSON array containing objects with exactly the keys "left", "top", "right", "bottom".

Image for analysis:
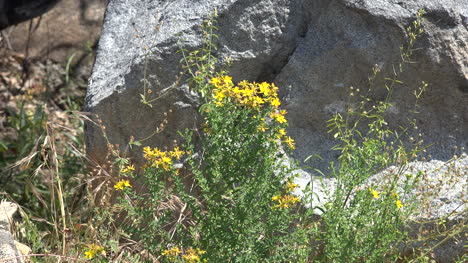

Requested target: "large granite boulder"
[
  {"left": 276, "top": 0, "right": 467, "bottom": 172},
  {"left": 85, "top": 0, "right": 306, "bottom": 165},
  {"left": 85, "top": 0, "right": 466, "bottom": 169}
]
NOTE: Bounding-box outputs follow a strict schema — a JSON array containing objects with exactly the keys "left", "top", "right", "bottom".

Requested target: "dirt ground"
[
  {"left": 1, "top": 0, "right": 107, "bottom": 62},
  {"left": 0, "top": 0, "right": 107, "bottom": 163},
  {"left": 0, "top": 0, "right": 107, "bottom": 110}
]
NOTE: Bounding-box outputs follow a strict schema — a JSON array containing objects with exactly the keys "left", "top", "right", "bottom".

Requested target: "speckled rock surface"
[
  {"left": 85, "top": 0, "right": 467, "bottom": 168},
  {"left": 85, "top": 0, "right": 306, "bottom": 165},
  {"left": 276, "top": 0, "right": 467, "bottom": 172},
  {"left": 374, "top": 155, "right": 467, "bottom": 262},
  {"left": 0, "top": 202, "right": 23, "bottom": 263},
  {"left": 295, "top": 154, "right": 467, "bottom": 217}
]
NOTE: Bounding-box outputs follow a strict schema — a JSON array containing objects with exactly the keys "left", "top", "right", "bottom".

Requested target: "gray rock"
[
  {"left": 373, "top": 155, "right": 467, "bottom": 262},
  {"left": 85, "top": 0, "right": 467, "bottom": 168},
  {"left": 0, "top": 202, "right": 24, "bottom": 263},
  {"left": 85, "top": 0, "right": 308, "bottom": 164},
  {"left": 277, "top": 0, "right": 467, "bottom": 173},
  {"left": 294, "top": 154, "right": 466, "bottom": 218},
  {"left": 370, "top": 154, "right": 467, "bottom": 221}
]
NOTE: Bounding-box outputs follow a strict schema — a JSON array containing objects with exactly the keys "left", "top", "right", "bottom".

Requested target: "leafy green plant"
[
  {"left": 117, "top": 70, "right": 315, "bottom": 263},
  {"left": 113, "top": 14, "right": 317, "bottom": 263},
  {"left": 317, "top": 10, "right": 429, "bottom": 262},
  {"left": 1, "top": 103, "right": 89, "bottom": 257},
  {"left": 0, "top": 53, "right": 92, "bottom": 262}
]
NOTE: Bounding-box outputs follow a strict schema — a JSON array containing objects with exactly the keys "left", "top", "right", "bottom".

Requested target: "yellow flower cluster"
[
  {"left": 210, "top": 76, "right": 280, "bottom": 109},
  {"left": 269, "top": 110, "right": 287, "bottom": 124},
  {"left": 114, "top": 180, "right": 131, "bottom": 191},
  {"left": 271, "top": 194, "right": 300, "bottom": 209},
  {"left": 392, "top": 192, "right": 404, "bottom": 209},
  {"left": 269, "top": 110, "right": 295, "bottom": 149},
  {"left": 368, "top": 188, "right": 404, "bottom": 209},
  {"left": 285, "top": 181, "right": 299, "bottom": 192},
  {"left": 395, "top": 199, "right": 404, "bottom": 209},
  {"left": 143, "top": 146, "right": 184, "bottom": 171},
  {"left": 257, "top": 121, "right": 267, "bottom": 132},
  {"left": 162, "top": 247, "right": 206, "bottom": 263},
  {"left": 84, "top": 244, "right": 105, "bottom": 259},
  {"left": 121, "top": 164, "right": 135, "bottom": 174},
  {"left": 369, "top": 188, "right": 380, "bottom": 199},
  {"left": 210, "top": 75, "right": 296, "bottom": 150},
  {"left": 162, "top": 246, "right": 182, "bottom": 259},
  {"left": 283, "top": 136, "right": 295, "bottom": 150},
  {"left": 272, "top": 180, "right": 300, "bottom": 209},
  {"left": 183, "top": 248, "right": 207, "bottom": 263}
]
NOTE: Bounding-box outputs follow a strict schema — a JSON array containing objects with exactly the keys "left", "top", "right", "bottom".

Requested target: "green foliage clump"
[{"left": 117, "top": 19, "right": 315, "bottom": 260}]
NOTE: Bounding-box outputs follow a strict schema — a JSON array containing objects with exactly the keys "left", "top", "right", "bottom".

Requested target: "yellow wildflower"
[
  {"left": 183, "top": 248, "right": 206, "bottom": 263},
  {"left": 238, "top": 80, "right": 249, "bottom": 89},
  {"left": 270, "top": 111, "right": 287, "bottom": 124},
  {"left": 84, "top": 251, "right": 94, "bottom": 259},
  {"left": 270, "top": 83, "right": 279, "bottom": 93},
  {"left": 143, "top": 146, "right": 165, "bottom": 159},
  {"left": 143, "top": 146, "right": 153, "bottom": 158},
  {"left": 253, "top": 96, "right": 265, "bottom": 105},
  {"left": 153, "top": 155, "right": 173, "bottom": 171},
  {"left": 232, "top": 86, "right": 242, "bottom": 94},
  {"left": 272, "top": 194, "right": 300, "bottom": 209},
  {"left": 143, "top": 146, "right": 177, "bottom": 171},
  {"left": 210, "top": 77, "right": 221, "bottom": 87},
  {"left": 162, "top": 246, "right": 182, "bottom": 258},
  {"left": 223, "top": 75, "right": 233, "bottom": 86},
  {"left": 284, "top": 136, "right": 295, "bottom": 149},
  {"left": 170, "top": 147, "right": 185, "bottom": 160},
  {"left": 209, "top": 75, "right": 285, "bottom": 113},
  {"left": 276, "top": 115, "right": 287, "bottom": 123},
  {"left": 232, "top": 86, "right": 243, "bottom": 101},
  {"left": 242, "top": 87, "right": 255, "bottom": 98},
  {"left": 258, "top": 123, "right": 267, "bottom": 132},
  {"left": 369, "top": 188, "right": 380, "bottom": 199},
  {"left": 183, "top": 254, "right": 200, "bottom": 262},
  {"left": 258, "top": 82, "right": 271, "bottom": 96},
  {"left": 84, "top": 244, "right": 105, "bottom": 259},
  {"left": 161, "top": 156, "right": 173, "bottom": 164},
  {"left": 121, "top": 164, "right": 135, "bottom": 174},
  {"left": 213, "top": 89, "right": 226, "bottom": 102},
  {"left": 396, "top": 200, "right": 404, "bottom": 209},
  {"left": 270, "top": 97, "right": 281, "bottom": 108},
  {"left": 114, "top": 180, "right": 132, "bottom": 191},
  {"left": 277, "top": 128, "right": 286, "bottom": 138},
  {"left": 285, "top": 181, "right": 299, "bottom": 192}
]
